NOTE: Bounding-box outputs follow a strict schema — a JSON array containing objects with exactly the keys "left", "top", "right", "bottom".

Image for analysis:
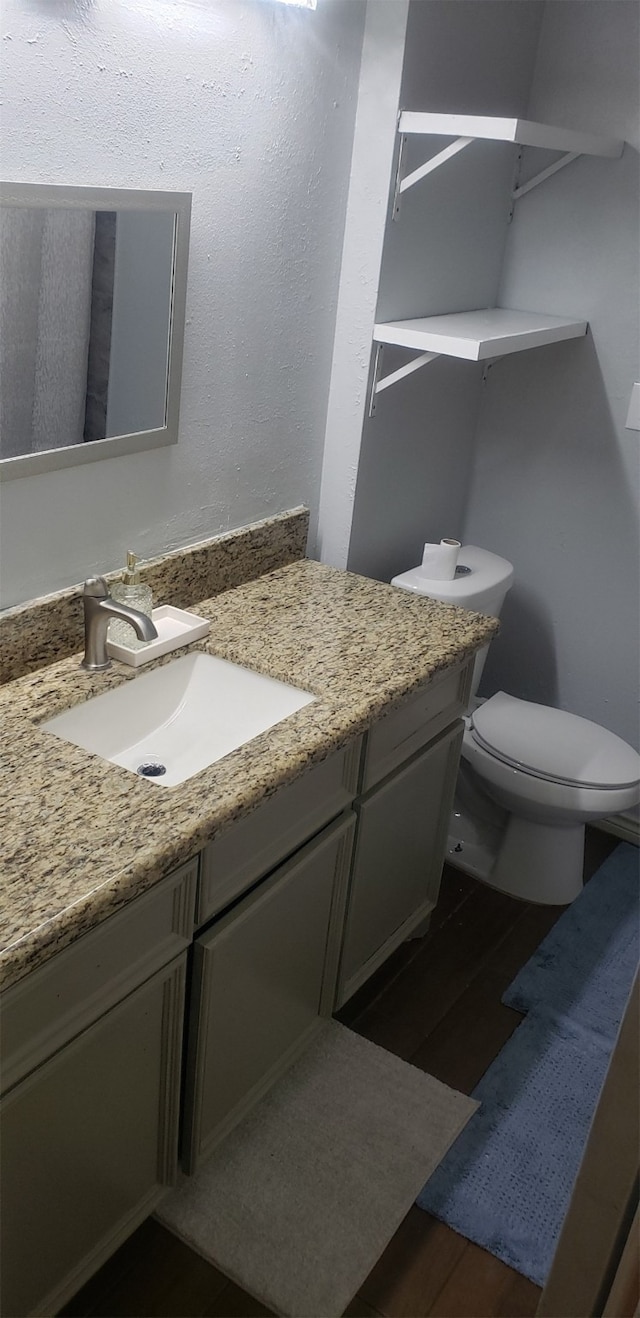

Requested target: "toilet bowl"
[
  {"left": 461, "top": 692, "right": 640, "bottom": 903},
  {"left": 392, "top": 545, "right": 640, "bottom": 904}
]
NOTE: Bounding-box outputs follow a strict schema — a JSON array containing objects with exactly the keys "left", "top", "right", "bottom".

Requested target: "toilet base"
[
  {"left": 446, "top": 792, "right": 586, "bottom": 904},
  {"left": 446, "top": 758, "right": 507, "bottom": 881},
  {"left": 446, "top": 827, "right": 496, "bottom": 882},
  {"left": 446, "top": 835, "right": 495, "bottom": 881},
  {"left": 488, "top": 816, "right": 585, "bottom": 904}
]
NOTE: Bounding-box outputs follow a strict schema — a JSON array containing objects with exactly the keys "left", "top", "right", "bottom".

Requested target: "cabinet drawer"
[
  {"left": 362, "top": 660, "right": 471, "bottom": 792},
  {"left": 197, "top": 737, "right": 362, "bottom": 925},
  {"left": 1, "top": 859, "right": 197, "bottom": 1093}
]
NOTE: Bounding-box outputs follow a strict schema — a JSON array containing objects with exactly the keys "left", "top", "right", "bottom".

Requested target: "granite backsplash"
[{"left": 1, "top": 507, "right": 309, "bottom": 684}]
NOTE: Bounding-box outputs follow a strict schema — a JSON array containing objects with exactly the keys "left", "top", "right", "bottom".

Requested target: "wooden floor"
[{"left": 60, "top": 828, "right": 618, "bottom": 1318}]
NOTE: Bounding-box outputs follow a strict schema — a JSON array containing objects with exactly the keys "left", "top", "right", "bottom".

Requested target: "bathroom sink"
[{"left": 42, "top": 652, "right": 316, "bottom": 787}]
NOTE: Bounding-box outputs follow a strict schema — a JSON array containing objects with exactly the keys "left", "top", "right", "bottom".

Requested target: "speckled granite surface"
[
  {"left": 0, "top": 559, "right": 498, "bottom": 991},
  {"left": 0, "top": 507, "right": 309, "bottom": 683}
]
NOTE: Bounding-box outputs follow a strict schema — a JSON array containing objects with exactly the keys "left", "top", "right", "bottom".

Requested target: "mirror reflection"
[{"left": 1, "top": 205, "right": 176, "bottom": 460}]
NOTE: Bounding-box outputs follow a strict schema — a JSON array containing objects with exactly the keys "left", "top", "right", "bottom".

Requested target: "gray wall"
[
  {"left": 0, "top": 0, "right": 365, "bottom": 608},
  {"left": 347, "top": 0, "right": 544, "bottom": 582},
  {"left": 464, "top": 0, "right": 639, "bottom": 749},
  {"left": 312, "top": 0, "right": 410, "bottom": 570}
]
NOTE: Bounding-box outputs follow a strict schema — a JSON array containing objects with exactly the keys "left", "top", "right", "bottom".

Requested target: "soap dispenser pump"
[{"left": 109, "top": 551, "right": 154, "bottom": 650}]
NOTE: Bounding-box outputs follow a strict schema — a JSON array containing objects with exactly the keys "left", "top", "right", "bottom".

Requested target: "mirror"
[{"left": 0, "top": 182, "right": 191, "bottom": 480}]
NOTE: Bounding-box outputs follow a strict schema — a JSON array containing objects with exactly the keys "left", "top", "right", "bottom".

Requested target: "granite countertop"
[{"left": 0, "top": 559, "right": 498, "bottom": 991}]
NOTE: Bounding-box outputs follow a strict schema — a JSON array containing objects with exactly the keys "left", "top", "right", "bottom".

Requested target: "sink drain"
[{"left": 136, "top": 760, "right": 167, "bottom": 778}]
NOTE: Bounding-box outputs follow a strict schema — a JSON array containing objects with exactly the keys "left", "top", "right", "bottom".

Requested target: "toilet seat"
[{"left": 470, "top": 692, "right": 640, "bottom": 790}]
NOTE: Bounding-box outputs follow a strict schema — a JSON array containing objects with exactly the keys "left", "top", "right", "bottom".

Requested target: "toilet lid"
[{"left": 470, "top": 692, "right": 640, "bottom": 789}]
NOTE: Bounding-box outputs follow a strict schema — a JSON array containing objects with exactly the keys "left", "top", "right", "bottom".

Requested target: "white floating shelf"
[
  {"left": 373, "top": 308, "right": 588, "bottom": 363},
  {"left": 398, "top": 112, "right": 624, "bottom": 160}
]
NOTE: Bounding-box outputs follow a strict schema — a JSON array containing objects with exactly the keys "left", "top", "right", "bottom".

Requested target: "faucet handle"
[{"left": 83, "top": 576, "right": 110, "bottom": 598}]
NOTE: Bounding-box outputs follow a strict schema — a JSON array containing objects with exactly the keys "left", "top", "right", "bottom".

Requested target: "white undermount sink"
[{"left": 42, "top": 652, "right": 316, "bottom": 787}]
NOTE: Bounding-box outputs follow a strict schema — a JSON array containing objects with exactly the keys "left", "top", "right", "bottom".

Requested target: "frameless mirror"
[{"left": 0, "top": 182, "right": 191, "bottom": 480}]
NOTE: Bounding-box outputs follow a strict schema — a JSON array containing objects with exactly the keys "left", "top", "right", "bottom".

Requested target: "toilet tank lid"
[
  {"left": 391, "top": 545, "right": 514, "bottom": 605},
  {"left": 471, "top": 692, "right": 640, "bottom": 789}
]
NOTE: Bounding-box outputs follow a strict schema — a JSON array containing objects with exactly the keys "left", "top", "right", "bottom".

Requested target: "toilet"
[{"left": 392, "top": 546, "right": 640, "bottom": 905}]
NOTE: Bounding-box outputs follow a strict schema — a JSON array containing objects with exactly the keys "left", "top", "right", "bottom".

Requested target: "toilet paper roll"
[{"left": 420, "top": 538, "right": 461, "bottom": 580}]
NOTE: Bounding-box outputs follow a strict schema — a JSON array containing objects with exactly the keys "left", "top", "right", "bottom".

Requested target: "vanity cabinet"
[
  {"left": 337, "top": 722, "right": 463, "bottom": 1006},
  {"left": 183, "top": 812, "right": 356, "bottom": 1172},
  {"left": 181, "top": 665, "right": 469, "bottom": 1168},
  {"left": 0, "top": 860, "right": 197, "bottom": 1318},
  {"left": 0, "top": 658, "right": 471, "bottom": 1313},
  {"left": 335, "top": 661, "right": 471, "bottom": 1008}
]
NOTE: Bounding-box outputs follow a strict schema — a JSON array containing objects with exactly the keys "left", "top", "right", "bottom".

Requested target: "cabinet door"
[
  {"left": 338, "top": 722, "right": 463, "bottom": 1007},
  {"left": 0, "top": 955, "right": 186, "bottom": 1318},
  {"left": 183, "top": 813, "right": 355, "bottom": 1172}
]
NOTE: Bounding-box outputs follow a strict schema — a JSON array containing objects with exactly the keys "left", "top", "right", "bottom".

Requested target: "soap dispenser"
[{"left": 109, "top": 551, "right": 154, "bottom": 650}]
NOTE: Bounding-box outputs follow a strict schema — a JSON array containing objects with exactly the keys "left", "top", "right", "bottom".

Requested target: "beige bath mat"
[{"left": 157, "top": 1019, "right": 477, "bottom": 1317}]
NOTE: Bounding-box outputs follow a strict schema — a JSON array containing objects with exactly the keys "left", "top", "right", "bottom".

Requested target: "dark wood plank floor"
[{"left": 60, "top": 828, "right": 618, "bottom": 1318}]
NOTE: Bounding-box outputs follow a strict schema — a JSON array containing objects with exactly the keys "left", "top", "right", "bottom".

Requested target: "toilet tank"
[{"left": 391, "top": 545, "right": 514, "bottom": 702}]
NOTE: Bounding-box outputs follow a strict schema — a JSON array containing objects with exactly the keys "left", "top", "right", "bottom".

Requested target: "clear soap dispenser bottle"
[{"left": 109, "top": 551, "right": 154, "bottom": 650}]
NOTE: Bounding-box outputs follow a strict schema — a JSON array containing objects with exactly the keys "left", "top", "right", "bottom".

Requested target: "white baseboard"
[{"left": 594, "top": 813, "right": 640, "bottom": 847}]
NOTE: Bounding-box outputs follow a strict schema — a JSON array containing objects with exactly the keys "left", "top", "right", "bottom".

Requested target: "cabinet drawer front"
[
  {"left": 184, "top": 812, "right": 356, "bottom": 1171},
  {"left": 1, "top": 860, "right": 197, "bottom": 1093},
  {"left": 197, "top": 738, "right": 361, "bottom": 925},
  {"left": 362, "top": 660, "right": 471, "bottom": 792},
  {"left": 339, "top": 723, "right": 463, "bottom": 1004},
  {"left": 0, "top": 954, "right": 186, "bottom": 1318}
]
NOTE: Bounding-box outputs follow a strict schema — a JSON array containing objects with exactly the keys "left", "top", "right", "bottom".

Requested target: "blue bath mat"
[
  {"left": 503, "top": 842, "right": 639, "bottom": 1042},
  {"left": 416, "top": 1013, "right": 613, "bottom": 1285},
  {"left": 416, "top": 842, "right": 639, "bottom": 1286}
]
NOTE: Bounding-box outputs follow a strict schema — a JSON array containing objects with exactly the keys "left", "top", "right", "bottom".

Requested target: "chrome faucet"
[{"left": 81, "top": 576, "right": 158, "bottom": 672}]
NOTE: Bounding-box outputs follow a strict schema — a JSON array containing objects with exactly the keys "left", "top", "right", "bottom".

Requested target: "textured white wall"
[
  {"left": 0, "top": 0, "right": 365, "bottom": 607},
  {"left": 464, "top": 0, "right": 640, "bottom": 748}
]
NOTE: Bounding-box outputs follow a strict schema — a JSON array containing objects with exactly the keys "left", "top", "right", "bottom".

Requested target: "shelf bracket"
[
  {"left": 512, "top": 151, "right": 580, "bottom": 202},
  {"left": 393, "top": 135, "right": 474, "bottom": 219},
  {"left": 369, "top": 344, "right": 440, "bottom": 416},
  {"left": 481, "top": 358, "right": 499, "bottom": 384}
]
